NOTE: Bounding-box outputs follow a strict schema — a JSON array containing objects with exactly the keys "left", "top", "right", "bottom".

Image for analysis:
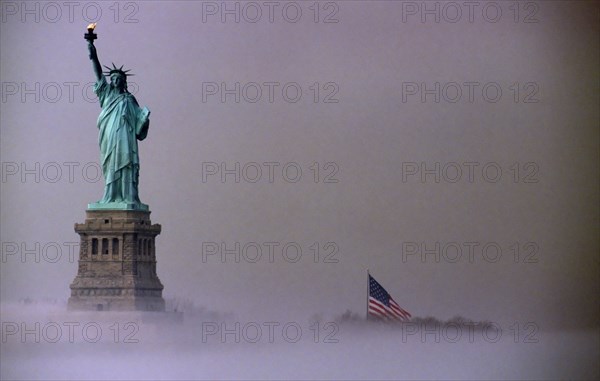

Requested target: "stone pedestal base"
[
  {"left": 68, "top": 209, "right": 165, "bottom": 311},
  {"left": 68, "top": 294, "right": 165, "bottom": 311}
]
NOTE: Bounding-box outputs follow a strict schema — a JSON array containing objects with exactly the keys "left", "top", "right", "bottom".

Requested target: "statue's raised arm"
[
  {"left": 88, "top": 42, "right": 103, "bottom": 82},
  {"left": 84, "top": 24, "right": 102, "bottom": 82}
]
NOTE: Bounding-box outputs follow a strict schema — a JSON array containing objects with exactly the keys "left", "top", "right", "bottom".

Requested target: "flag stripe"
[
  {"left": 389, "top": 300, "right": 411, "bottom": 319},
  {"left": 390, "top": 299, "right": 412, "bottom": 317},
  {"left": 369, "top": 297, "right": 403, "bottom": 320}
]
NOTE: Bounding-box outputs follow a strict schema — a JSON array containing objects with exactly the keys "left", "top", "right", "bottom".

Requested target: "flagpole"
[{"left": 366, "top": 269, "right": 370, "bottom": 321}]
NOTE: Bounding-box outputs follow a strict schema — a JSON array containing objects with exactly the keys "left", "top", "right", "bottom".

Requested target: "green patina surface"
[{"left": 86, "top": 33, "right": 151, "bottom": 211}]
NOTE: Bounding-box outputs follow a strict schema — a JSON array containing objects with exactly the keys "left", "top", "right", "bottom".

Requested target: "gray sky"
[{"left": 1, "top": 1, "right": 598, "bottom": 329}]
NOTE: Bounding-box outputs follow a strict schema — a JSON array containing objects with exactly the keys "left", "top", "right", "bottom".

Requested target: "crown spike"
[{"left": 101, "top": 63, "right": 134, "bottom": 78}]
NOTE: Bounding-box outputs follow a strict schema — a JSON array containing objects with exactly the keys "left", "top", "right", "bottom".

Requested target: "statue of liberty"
[{"left": 85, "top": 24, "right": 150, "bottom": 210}]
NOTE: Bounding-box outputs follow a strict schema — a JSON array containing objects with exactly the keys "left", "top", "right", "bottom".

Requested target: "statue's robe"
[{"left": 94, "top": 77, "right": 150, "bottom": 205}]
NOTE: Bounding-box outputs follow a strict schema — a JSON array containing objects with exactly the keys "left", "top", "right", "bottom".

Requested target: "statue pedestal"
[{"left": 68, "top": 209, "right": 165, "bottom": 311}]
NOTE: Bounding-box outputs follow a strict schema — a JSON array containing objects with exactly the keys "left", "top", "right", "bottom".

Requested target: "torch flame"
[{"left": 87, "top": 23, "right": 96, "bottom": 30}]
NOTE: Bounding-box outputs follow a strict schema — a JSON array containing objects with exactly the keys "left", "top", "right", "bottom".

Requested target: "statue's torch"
[{"left": 84, "top": 23, "right": 97, "bottom": 43}]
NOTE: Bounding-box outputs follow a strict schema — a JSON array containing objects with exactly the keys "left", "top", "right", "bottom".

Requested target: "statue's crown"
[{"left": 102, "top": 63, "right": 134, "bottom": 78}]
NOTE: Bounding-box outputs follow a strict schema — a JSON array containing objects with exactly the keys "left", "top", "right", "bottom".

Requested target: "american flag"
[{"left": 368, "top": 274, "right": 411, "bottom": 321}]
